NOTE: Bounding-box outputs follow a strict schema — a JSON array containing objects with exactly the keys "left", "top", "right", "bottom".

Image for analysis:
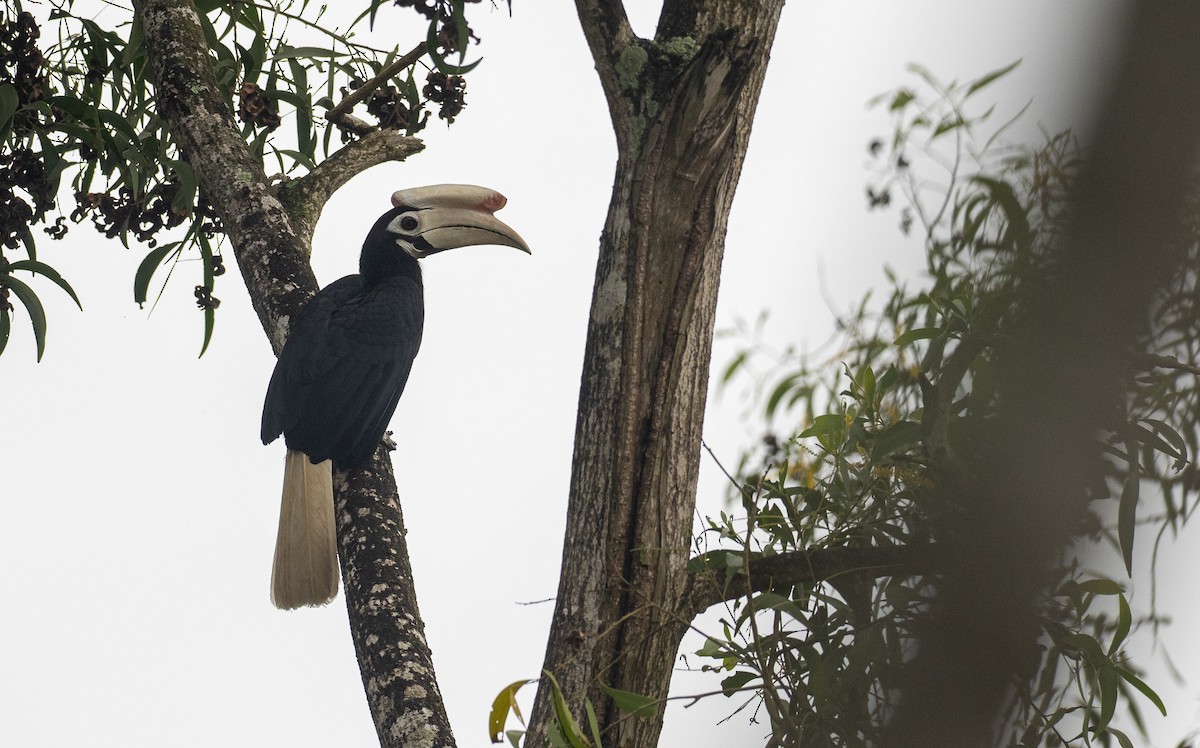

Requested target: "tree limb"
[
  {"left": 134, "top": 3, "right": 454, "bottom": 745},
  {"left": 278, "top": 131, "right": 425, "bottom": 250},
  {"left": 325, "top": 41, "right": 429, "bottom": 126},
  {"left": 685, "top": 544, "right": 937, "bottom": 618}
]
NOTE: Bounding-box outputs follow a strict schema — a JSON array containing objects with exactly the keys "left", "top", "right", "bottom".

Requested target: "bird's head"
[{"left": 370, "top": 184, "right": 531, "bottom": 264}]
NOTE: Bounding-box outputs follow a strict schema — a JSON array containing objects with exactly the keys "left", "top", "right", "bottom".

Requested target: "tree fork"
[{"left": 528, "top": 2, "right": 785, "bottom": 745}]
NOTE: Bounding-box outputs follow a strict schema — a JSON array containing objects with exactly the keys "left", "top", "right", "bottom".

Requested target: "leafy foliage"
[
  {"left": 0, "top": 0, "right": 482, "bottom": 358},
  {"left": 698, "top": 63, "right": 1198, "bottom": 746}
]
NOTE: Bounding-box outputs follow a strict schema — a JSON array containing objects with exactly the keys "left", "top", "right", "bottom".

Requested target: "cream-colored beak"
[{"left": 391, "top": 184, "right": 530, "bottom": 255}]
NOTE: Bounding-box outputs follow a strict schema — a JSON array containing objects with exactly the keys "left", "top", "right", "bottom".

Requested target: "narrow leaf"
[
  {"left": 1115, "top": 666, "right": 1167, "bottom": 716},
  {"left": 1109, "top": 594, "right": 1132, "bottom": 657},
  {"left": 133, "top": 243, "right": 180, "bottom": 307},
  {"left": 1077, "top": 578, "right": 1124, "bottom": 596},
  {"left": 598, "top": 683, "right": 656, "bottom": 719},
  {"left": 1118, "top": 438, "right": 1139, "bottom": 576},
  {"left": 7, "top": 260, "right": 83, "bottom": 309},
  {"left": 965, "top": 59, "right": 1021, "bottom": 96},
  {"left": 1097, "top": 664, "right": 1118, "bottom": 732},
  {"left": 543, "top": 671, "right": 591, "bottom": 748},
  {"left": 0, "top": 83, "right": 18, "bottom": 130},
  {"left": 893, "top": 327, "right": 941, "bottom": 347},
  {"left": 5, "top": 276, "right": 47, "bottom": 361},
  {"left": 0, "top": 307, "right": 10, "bottom": 356}
]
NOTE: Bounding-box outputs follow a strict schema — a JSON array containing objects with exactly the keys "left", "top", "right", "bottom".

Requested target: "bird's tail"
[{"left": 271, "top": 449, "right": 338, "bottom": 609}]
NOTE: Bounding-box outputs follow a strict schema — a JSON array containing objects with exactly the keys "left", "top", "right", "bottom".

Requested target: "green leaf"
[
  {"left": 1115, "top": 666, "right": 1166, "bottom": 716},
  {"left": 598, "top": 683, "right": 656, "bottom": 719},
  {"left": 748, "top": 591, "right": 806, "bottom": 622},
  {"left": 1077, "top": 578, "right": 1124, "bottom": 596},
  {"left": 1118, "top": 439, "right": 1139, "bottom": 577},
  {"left": 0, "top": 83, "right": 19, "bottom": 130},
  {"left": 893, "top": 327, "right": 941, "bottom": 347},
  {"left": 427, "top": 17, "right": 483, "bottom": 75},
  {"left": 4, "top": 276, "right": 47, "bottom": 361},
  {"left": 970, "top": 176, "right": 1031, "bottom": 252},
  {"left": 505, "top": 731, "right": 524, "bottom": 748},
  {"left": 167, "top": 160, "right": 198, "bottom": 216},
  {"left": 133, "top": 243, "right": 180, "bottom": 307},
  {"left": 1097, "top": 663, "right": 1118, "bottom": 733},
  {"left": 765, "top": 372, "right": 805, "bottom": 419},
  {"left": 720, "top": 671, "right": 757, "bottom": 696},
  {"left": 800, "top": 413, "right": 845, "bottom": 440},
  {"left": 197, "top": 235, "right": 216, "bottom": 357},
  {"left": 889, "top": 88, "right": 915, "bottom": 112},
  {"left": 584, "top": 700, "right": 603, "bottom": 748},
  {"left": 488, "top": 679, "right": 535, "bottom": 743},
  {"left": 721, "top": 350, "right": 747, "bottom": 386},
  {"left": 1141, "top": 417, "right": 1189, "bottom": 471},
  {"left": 872, "top": 420, "right": 922, "bottom": 458},
  {"left": 543, "top": 670, "right": 591, "bottom": 748},
  {"left": 965, "top": 59, "right": 1021, "bottom": 97},
  {"left": 7, "top": 261, "right": 83, "bottom": 309},
  {"left": 1109, "top": 594, "right": 1132, "bottom": 657},
  {"left": 271, "top": 45, "right": 350, "bottom": 60},
  {"left": 1104, "top": 726, "right": 1135, "bottom": 748},
  {"left": 0, "top": 307, "right": 10, "bottom": 357}
]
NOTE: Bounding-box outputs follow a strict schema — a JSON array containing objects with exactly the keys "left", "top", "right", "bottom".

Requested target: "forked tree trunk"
[{"left": 527, "top": 3, "right": 784, "bottom": 746}]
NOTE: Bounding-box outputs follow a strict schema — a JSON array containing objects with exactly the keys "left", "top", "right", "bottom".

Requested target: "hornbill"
[{"left": 261, "top": 184, "right": 529, "bottom": 609}]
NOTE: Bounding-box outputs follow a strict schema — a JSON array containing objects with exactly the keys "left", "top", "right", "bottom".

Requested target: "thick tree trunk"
[
  {"left": 527, "top": 3, "right": 784, "bottom": 746},
  {"left": 134, "top": 2, "right": 452, "bottom": 745}
]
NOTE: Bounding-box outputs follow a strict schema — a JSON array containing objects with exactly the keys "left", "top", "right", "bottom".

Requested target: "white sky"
[{"left": 7, "top": 1, "right": 1198, "bottom": 747}]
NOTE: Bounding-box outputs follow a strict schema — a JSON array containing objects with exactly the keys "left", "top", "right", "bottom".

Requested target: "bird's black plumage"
[{"left": 261, "top": 207, "right": 424, "bottom": 469}]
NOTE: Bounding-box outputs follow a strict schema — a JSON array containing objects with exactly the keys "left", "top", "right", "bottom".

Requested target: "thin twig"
[{"left": 325, "top": 41, "right": 428, "bottom": 125}]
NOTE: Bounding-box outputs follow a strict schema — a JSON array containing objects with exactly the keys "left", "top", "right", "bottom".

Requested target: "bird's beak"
[{"left": 392, "top": 184, "right": 531, "bottom": 255}]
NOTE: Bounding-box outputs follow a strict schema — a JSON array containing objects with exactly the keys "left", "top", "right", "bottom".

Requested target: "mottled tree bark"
[
  {"left": 134, "top": 1, "right": 452, "bottom": 745},
  {"left": 527, "top": 2, "right": 785, "bottom": 746}
]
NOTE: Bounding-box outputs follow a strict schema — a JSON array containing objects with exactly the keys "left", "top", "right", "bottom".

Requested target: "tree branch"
[
  {"left": 325, "top": 41, "right": 429, "bottom": 127},
  {"left": 278, "top": 131, "right": 425, "bottom": 250},
  {"left": 1139, "top": 351, "right": 1200, "bottom": 376},
  {"left": 134, "top": 3, "right": 454, "bottom": 745},
  {"left": 685, "top": 544, "right": 937, "bottom": 617},
  {"left": 573, "top": 0, "right": 639, "bottom": 149}
]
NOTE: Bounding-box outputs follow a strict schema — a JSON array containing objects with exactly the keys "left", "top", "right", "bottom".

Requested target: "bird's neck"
[{"left": 359, "top": 241, "right": 422, "bottom": 286}]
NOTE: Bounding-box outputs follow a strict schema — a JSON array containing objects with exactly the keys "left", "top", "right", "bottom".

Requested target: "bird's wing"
[{"left": 261, "top": 275, "right": 424, "bottom": 468}]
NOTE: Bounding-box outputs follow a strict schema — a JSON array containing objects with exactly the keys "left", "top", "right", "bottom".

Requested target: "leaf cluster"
[
  {"left": 1, "top": 0, "right": 484, "bottom": 359},
  {"left": 701, "top": 63, "right": 1198, "bottom": 746}
]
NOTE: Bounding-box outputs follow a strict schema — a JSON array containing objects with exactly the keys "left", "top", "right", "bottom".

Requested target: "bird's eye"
[{"left": 399, "top": 215, "right": 419, "bottom": 232}]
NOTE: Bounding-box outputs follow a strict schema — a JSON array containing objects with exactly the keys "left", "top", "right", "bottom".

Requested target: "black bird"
[{"left": 261, "top": 184, "right": 529, "bottom": 609}]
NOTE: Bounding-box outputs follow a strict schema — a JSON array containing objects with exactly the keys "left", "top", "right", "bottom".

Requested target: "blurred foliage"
[
  {"left": 691, "top": 62, "right": 1199, "bottom": 746},
  {"left": 0, "top": 0, "right": 484, "bottom": 359}
]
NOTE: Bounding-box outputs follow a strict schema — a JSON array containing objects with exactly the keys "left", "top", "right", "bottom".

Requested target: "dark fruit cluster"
[
  {"left": 1, "top": 11, "right": 46, "bottom": 107},
  {"left": 238, "top": 82, "right": 281, "bottom": 131},
  {"left": 0, "top": 13, "right": 51, "bottom": 252},
  {"left": 423, "top": 71, "right": 466, "bottom": 123},
  {"left": 366, "top": 85, "right": 423, "bottom": 132},
  {"left": 0, "top": 147, "right": 54, "bottom": 249},
  {"left": 72, "top": 180, "right": 222, "bottom": 248},
  {"left": 392, "top": 0, "right": 481, "bottom": 24}
]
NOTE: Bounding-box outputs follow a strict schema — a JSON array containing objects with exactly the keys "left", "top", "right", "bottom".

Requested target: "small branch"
[
  {"left": 918, "top": 304, "right": 1000, "bottom": 468},
  {"left": 325, "top": 41, "right": 428, "bottom": 127},
  {"left": 1139, "top": 351, "right": 1200, "bottom": 375},
  {"left": 277, "top": 131, "right": 425, "bottom": 249},
  {"left": 685, "top": 544, "right": 937, "bottom": 617}
]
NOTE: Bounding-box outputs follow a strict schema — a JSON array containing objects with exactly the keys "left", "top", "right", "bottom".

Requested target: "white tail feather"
[{"left": 271, "top": 450, "right": 338, "bottom": 609}]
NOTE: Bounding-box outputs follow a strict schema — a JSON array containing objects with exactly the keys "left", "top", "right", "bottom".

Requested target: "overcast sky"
[{"left": 8, "top": 2, "right": 1198, "bottom": 747}]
